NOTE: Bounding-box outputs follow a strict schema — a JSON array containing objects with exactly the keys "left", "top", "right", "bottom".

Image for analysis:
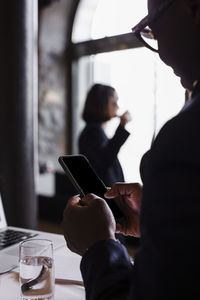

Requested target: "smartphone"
[{"left": 58, "top": 154, "right": 123, "bottom": 222}]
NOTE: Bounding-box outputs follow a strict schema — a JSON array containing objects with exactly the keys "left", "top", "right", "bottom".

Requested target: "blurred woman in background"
[{"left": 78, "top": 83, "right": 132, "bottom": 188}]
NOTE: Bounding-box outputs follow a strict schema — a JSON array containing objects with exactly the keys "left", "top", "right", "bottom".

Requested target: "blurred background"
[{"left": 0, "top": 0, "right": 185, "bottom": 236}]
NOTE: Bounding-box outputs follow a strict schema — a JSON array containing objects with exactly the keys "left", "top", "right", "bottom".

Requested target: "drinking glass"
[{"left": 19, "top": 239, "right": 55, "bottom": 300}]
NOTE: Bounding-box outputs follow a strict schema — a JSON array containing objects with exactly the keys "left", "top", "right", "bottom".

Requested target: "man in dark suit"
[{"left": 62, "top": 0, "right": 200, "bottom": 299}]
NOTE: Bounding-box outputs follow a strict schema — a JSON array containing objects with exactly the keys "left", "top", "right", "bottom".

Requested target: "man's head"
[{"left": 147, "top": 0, "right": 200, "bottom": 90}]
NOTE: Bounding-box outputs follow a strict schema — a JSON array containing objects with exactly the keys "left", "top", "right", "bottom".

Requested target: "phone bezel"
[{"left": 58, "top": 154, "right": 123, "bottom": 222}]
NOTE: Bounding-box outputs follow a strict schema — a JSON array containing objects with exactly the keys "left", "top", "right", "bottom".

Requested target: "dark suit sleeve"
[
  {"left": 79, "top": 124, "right": 130, "bottom": 169},
  {"left": 80, "top": 239, "right": 134, "bottom": 300}
]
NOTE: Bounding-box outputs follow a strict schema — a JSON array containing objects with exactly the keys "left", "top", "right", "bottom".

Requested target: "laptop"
[{"left": 0, "top": 193, "right": 66, "bottom": 274}]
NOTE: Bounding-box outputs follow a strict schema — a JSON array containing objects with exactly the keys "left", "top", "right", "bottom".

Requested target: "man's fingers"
[
  {"left": 104, "top": 183, "right": 124, "bottom": 198},
  {"left": 63, "top": 195, "right": 82, "bottom": 217},
  {"left": 80, "top": 193, "right": 102, "bottom": 205},
  {"left": 104, "top": 187, "right": 118, "bottom": 198},
  {"left": 68, "top": 195, "right": 81, "bottom": 205},
  {"left": 104, "top": 190, "right": 115, "bottom": 198}
]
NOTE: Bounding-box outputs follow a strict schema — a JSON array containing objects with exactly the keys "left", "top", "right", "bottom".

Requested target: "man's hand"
[
  {"left": 62, "top": 194, "right": 116, "bottom": 256},
  {"left": 105, "top": 183, "right": 142, "bottom": 237}
]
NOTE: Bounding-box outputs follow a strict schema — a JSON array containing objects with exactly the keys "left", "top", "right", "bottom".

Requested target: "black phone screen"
[
  {"left": 58, "top": 155, "right": 123, "bottom": 222},
  {"left": 60, "top": 155, "right": 107, "bottom": 197}
]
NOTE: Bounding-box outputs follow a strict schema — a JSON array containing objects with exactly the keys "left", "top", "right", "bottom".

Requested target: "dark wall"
[{"left": 0, "top": 0, "right": 38, "bottom": 229}]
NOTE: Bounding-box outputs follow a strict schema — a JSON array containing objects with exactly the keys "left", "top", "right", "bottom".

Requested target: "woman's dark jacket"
[{"left": 78, "top": 122, "right": 130, "bottom": 187}]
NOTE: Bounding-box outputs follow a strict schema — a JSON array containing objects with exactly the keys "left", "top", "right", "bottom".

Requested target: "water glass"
[{"left": 19, "top": 239, "right": 55, "bottom": 300}]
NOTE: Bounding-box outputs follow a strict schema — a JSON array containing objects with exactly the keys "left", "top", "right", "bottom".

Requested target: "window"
[{"left": 71, "top": 0, "right": 185, "bottom": 182}]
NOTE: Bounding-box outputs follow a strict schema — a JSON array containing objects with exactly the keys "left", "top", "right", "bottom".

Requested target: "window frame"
[{"left": 66, "top": 1, "right": 144, "bottom": 153}]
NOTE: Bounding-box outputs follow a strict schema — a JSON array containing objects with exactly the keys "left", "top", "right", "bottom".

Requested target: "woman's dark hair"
[{"left": 82, "top": 83, "right": 115, "bottom": 123}]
